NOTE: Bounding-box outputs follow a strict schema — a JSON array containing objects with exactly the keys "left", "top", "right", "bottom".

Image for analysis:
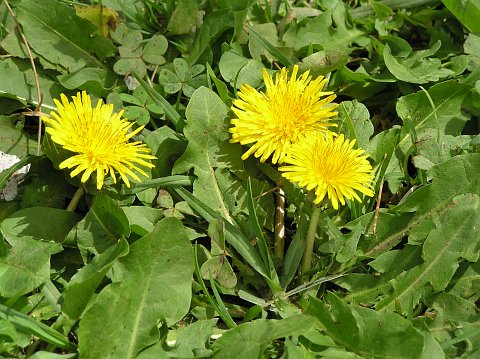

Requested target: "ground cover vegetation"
[{"left": 0, "top": 0, "right": 479, "bottom": 357}]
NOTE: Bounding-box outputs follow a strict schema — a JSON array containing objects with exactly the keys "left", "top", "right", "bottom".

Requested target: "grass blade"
[
  {"left": 194, "top": 245, "right": 236, "bottom": 328},
  {"left": 132, "top": 72, "right": 184, "bottom": 131},
  {"left": 246, "top": 26, "right": 294, "bottom": 67},
  {"left": 246, "top": 178, "right": 280, "bottom": 289},
  {"left": 175, "top": 187, "right": 270, "bottom": 279},
  {"left": 0, "top": 303, "right": 76, "bottom": 350}
]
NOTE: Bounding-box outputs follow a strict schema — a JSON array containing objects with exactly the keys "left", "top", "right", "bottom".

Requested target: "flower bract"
[
  {"left": 42, "top": 91, "right": 156, "bottom": 189},
  {"left": 279, "top": 132, "right": 374, "bottom": 209},
  {"left": 230, "top": 65, "right": 337, "bottom": 164}
]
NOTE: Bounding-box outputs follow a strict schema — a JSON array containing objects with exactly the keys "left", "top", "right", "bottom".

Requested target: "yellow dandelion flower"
[
  {"left": 42, "top": 91, "right": 156, "bottom": 190},
  {"left": 230, "top": 65, "right": 338, "bottom": 164},
  {"left": 279, "top": 132, "right": 374, "bottom": 209}
]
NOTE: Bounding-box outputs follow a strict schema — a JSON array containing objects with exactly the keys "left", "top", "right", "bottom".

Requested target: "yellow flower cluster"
[
  {"left": 43, "top": 91, "right": 156, "bottom": 190},
  {"left": 229, "top": 65, "right": 374, "bottom": 209}
]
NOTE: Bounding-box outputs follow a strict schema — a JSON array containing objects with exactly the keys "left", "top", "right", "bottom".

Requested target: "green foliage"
[
  {"left": 78, "top": 218, "right": 193, "bottom": 358},
  {"left": 17, "top": 0, "right": 115, "bottom": 72},
  {"left": 0, "top": 0, "right": 479, "bottom": 357},
  {"left": 307, "top": 293, "right": 444, "bottom": 358}
]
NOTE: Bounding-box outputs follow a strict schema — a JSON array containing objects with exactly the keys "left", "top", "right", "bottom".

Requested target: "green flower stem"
[
  {"left": 66, "top": 186, "right": 84, "bottom": 212},
  {"left": 274, "top": 187, "right": 285, "bottom": 260},
  {"left": 301, "top": 205, "right": 322, "bottom": 280},
  {"left": 175, "top": 87, "right": 183, "bottom": 112}
]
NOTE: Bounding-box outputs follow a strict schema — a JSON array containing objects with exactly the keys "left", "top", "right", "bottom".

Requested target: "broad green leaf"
[
  {"left": 167, "top": 0, "right": 199, "bottom": 35},
  {"left": 337, "top": 100, "right": 374, "bottom": 149},
  {"left": 464, "top": 33, "right": 480, "bottom": 57},
  {"left": 17, "top": 0, "right": 115, "bottom": 72},
  {"left": 134, "top": 344, "right": 169, "bottom": 359},
  {"left": 396, "top": 80, "right": 470, "bottom": 155},
  {"left": 335, "top": 223, "right": 363, "bottom": 264},
  {"left": 173, "top": 87, "right": 243, "bottom": 222},
  {"left": 145, "top": 126, "right": 187, "bottom": 178},
  {"left": 66, "top": 193, "right": 130, "bottom": 256},
  {"left": 167, "top": 319, "right": 217, "bottom": 358},
  {"left": 291, "top": 4, "right": 367, "bottom": 51},
  {"left": 0, "top": 236, "right": 61, "bottom": 297},
  {"left": 411, "top": 134, "right": 474, "bottom": 171},
  {"left": 187, "top": 10, "right": 233, "bottom": 65},
  {"left": 429, "top": 292, "right": 478, "bottom": 325},
  {"left": 420, "top": 292, "right": 480, "bottom": 356},
  {"left": 57, "top": 68, "right": 117, "bottom": 97},
  {"left": 338, "top": 154, "right": 480, "bottom": 303},
  {"left": 1, "top": 30, "right": 32, "bottom": 60},
  {"left": 201, "top": 256, "right": 237, "bottom": 288},
  {"left": 78, "top": 218, "right": 194, "bottom": 359},
  {"left": 0, "top": 123, "right": 37, "bottom": 160},
  {"left": 350, "top": 153, "right": 480, "bottom": 258},
  {"left": 1, "top": 207, "right": 80, "bottom": 243},
  {"left": 121, "top": 206, "right": 163, "bottom": 236},
  {"left": 158, "top": 69, "right": 181, "bottom": 94},
  {"left": 383, "top": 42, "right": 454, "bottom": 84},
  {"left": 365, "top": 126, "right": 402, "bottom": 194},
  {"left": 20, "top": 157, "right": 76, "bottom": 209},
  {"left": 447, "top": 261, "right": 480, "bottom": 299},
  {"left": 218, "top": 50, "right": 265, "bottom": 88},
  {"left": 136, "top": 319, "right": 217, "bottom": 358},
  {"left": 308, "top": 293, "right": 444, "bottom": 358},
  {"left": 174, "top": 58, "right": 189, "bottom": 79},
  {"left": 339, "top": 245, "right": 423, "bottom": 305},
  {"left": 0, "top": 318, "right": 23, "bottom": 353},
  {"left": 397, "top": 153, "right": 480, "bottom": 214},
  {"left": 62, "top": 238, "right": 129, "bottom": 325},
  {"left": 0, "top": 59, "right": 63, "bottom": 111},
  {"left": 211, "top": 315, "right": 315, "bottom": 358},
  {"left": 376, "top": 193, "right": 480, "bottom": 314},
  {"left": 442, "top": 0, "right": 480, "bottom": 32}
]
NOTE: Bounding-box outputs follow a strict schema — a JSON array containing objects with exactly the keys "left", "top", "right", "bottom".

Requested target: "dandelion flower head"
[
  {"left": 230, "top": 65, "right": 338, "bottom": 164},
  {"left": 42, "top": 91, "right": 156, "bottom": 189},
  {"left": 279, "top": 132, "right": 374, "bottom": 209}
]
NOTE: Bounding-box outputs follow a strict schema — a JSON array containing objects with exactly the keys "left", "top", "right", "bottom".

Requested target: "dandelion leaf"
[
  {"left": 66, "top": 194, "right": 130, "bottom": 256},
  {"left": 352, "top": 153, "right": 480, "bottom": 257},
  {"left": 396, "top": 80, "right": 470, "bottom": 156},
  {"left": 376, "top": 193, "right": 480, "bottom": 314},
  {"left": 308, "top": 293, "right": 444, "bottom": 358},
  {"left": 211, "top": 315, "right": 314, "bottom": 359},
  {"left": 0, "top": 236, "right": 60, "bottom": 297},
  {"left": 62, "top": 238, "right": 129, "bottom": 324},
  {"left": 17, "top": 0, "right": 115, "bottom": 72},
  {"left": 78, "top": 218, "right": 194, "bottom": 359},
  {"left": 173, "top": 87, "right": 244, "bottom": 221}
]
